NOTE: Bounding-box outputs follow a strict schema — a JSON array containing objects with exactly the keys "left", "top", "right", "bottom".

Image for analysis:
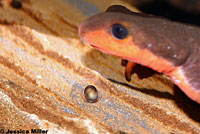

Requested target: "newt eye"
[{"left": 111, "top": 24, "right": 128, "bottom": 40}]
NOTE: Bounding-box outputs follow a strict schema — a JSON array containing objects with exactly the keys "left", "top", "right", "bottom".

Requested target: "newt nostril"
[
  {"left": 78, "top": 24, "right": 83, "bottom": 36},
  {"left": 78, "top": 22, "right": 88, "bottom": 39}
]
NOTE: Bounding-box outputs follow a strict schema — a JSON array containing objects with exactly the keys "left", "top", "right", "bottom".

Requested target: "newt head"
[{"left": 79, "top": 12, "right": 135, "bottom": 57}]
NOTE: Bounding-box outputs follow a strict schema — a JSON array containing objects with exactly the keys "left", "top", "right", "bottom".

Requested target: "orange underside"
[
  {"left": 124, "top": 51, "right": 200, "bottom": 103},
  {"left": 169, "top": 67, "right": 200, "bottom": 104}
]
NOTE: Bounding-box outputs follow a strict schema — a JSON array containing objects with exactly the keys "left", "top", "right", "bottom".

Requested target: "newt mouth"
[
  {"left": 90, "top": 44, "right": 100, "bottom": 49},
  {"left": 90, "top": 44, "right": 111, "bottom": 54}
]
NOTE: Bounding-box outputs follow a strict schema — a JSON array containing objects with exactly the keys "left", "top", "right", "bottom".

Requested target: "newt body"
[{"left": 79, "top": 5, "right": 200, "bottom": 104}]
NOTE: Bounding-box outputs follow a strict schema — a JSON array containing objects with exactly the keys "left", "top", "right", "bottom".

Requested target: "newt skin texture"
[{"left": 79, "top": 5, "right": 200, "bottom": 104}]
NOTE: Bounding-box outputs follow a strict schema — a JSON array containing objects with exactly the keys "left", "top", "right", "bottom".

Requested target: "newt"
[{"left": 79, "top": 5, "right": 200, "bottom": 104}]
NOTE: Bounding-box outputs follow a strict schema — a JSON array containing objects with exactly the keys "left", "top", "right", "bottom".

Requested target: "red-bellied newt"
[{"left": 79, "top": 5, "right": 200, "bottom": 104}]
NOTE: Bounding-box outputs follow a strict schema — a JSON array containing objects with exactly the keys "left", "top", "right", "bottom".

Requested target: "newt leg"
[
  {"left": 122, "top": 59, "right": 158, "bottom": 81},
  {"left": 121, "top": 59, "right": 128, "bottom": 66},
  {"left": 125, "top": 61, "right": 136, "bottom": 81}
]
